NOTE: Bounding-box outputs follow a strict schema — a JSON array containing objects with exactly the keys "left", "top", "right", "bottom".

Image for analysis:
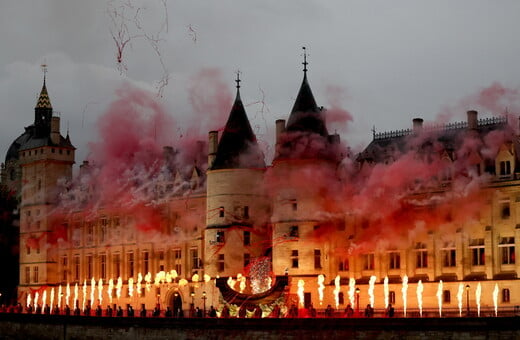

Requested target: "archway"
[{"left": 169, "top": 292, "right": 183, "bottom": 317}]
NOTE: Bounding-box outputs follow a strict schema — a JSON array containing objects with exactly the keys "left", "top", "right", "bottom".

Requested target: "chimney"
[
  {"left": 276, "top": 119, "right": 286, "bottom": 144},
  {"left": 412, "top": 118, "right": 423, "bottom": 133},
  {"left": 467, "top": 110, "right": 478, "bottom": 130},
  {"left": 50, "top": 116, "right": 60, "bottom": 144},
  {"left": 208, "top": 131, "right": 218, "bottom": 168}
]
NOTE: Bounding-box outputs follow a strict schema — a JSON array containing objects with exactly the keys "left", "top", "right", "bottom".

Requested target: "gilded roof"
[{"left": 35, "top": 83, "right": 52, "bottom": 109}]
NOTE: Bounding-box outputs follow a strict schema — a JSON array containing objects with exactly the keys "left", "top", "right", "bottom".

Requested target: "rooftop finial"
[
  {"left": 235, "top": 69, "right": 241, "bottom": 90},
  {"left": 302, "top": 46, "right": 308, "bottom": 74},
  {"left": 41, "top": 63, "right": 48, "bottom": 85}
]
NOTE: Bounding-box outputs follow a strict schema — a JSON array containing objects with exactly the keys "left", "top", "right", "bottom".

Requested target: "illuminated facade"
[{"left": 3, "top": 63, "right": 520, "bottom": 316}]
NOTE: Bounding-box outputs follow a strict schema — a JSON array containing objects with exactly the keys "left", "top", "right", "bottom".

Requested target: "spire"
[
  {"left": 285, "top": 48, "right": 327, "bottom": 136},
  {"left": 210, "top": 74, "right": 265, "bottom": 170},
  {"left": 35, "top": 64, "right": 52, "bottom": 109}
]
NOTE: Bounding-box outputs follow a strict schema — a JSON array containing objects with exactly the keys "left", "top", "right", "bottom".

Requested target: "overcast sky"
[{"left": 2, "top": 1, "right": 520, "bottom": 165}]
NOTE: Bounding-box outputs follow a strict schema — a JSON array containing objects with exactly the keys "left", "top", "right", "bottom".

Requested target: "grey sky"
[{"left": 1, "top": 0, "right": 520, "bottom": 165}]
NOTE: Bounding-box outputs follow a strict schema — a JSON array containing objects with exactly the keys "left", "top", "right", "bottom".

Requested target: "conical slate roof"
[
  {"left": 35, "top": 80, "right": 52, "bottom": 109},
  {"left": 210, "top": 85, "right": 265, "bottom": 170}
]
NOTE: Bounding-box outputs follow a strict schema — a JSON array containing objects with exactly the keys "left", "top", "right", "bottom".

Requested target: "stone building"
[{"left": 3, "top": 58, "right": 520, "bottom": 316}]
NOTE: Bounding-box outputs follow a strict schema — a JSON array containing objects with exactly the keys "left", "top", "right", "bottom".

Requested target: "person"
[
  {"left": 64, "top": 304, "right": 70, "bottom": 316},
  {"left": 73, "top": 305, "right": 80, "bottom": 316},
  {"left": 127, "top": 304, "right": 134, "bottom": 317},
  {"left": 345, "top": 304, "right": 354, "bottom": 318},
  {"left": 254, "top": 306, "right": 262, "bottom": 318},
  {"left": 271, "top": 304, "right": 280, "bottom": 318},
  {"left": 116, "top": 306, "right": 123, "bottom": 317},
  {"left": 153, "top": 306, "right": 160, "bottom": 317},
  {"left": 220, "top": 305, "right": 230, "bottom": 318},
  {"left": 325, "top": 304, "right": 333, "bottom": 318},
  {"left": 364, "top": 304, "right": 373, "bottom": 318},
  {"left": 208, "top": 306, "right": 217, "bottom": 318},
  {"left": 140, "top": 304, "right": 147, "bottom": 317},
  {"left": 35, "top": 304, "right": 42, "bottom": 314},
  {"left": 106, "top": 305, "right": 113, "bottom": 317},
  {"left": 53, "top": 304, "right": 60, "bottom": 315},
  {"left": 84, "top": 304, "right": 91, "bottom": 316},
  {"left": 288, "top": 304, "right": 298, "bottom": 318},
  {"left": 309, "top": 304, "right": 317, "bottom": 318},
  {"left": 238, "top": 306, "right": 247, "bottom": 318},
  {"left": 95, "top": 305, "right": 102, "bottom": 317},
  {"left": 196, "top": 307, "right": 202, "bottom": 318},
  {"left": 165, "top": 306, "right": 172, "bottom": 317},
  {"left": 26, "top": 304, "right": 33, "bottom": 314},
  {"left": 386, "top": 303, "right": 395, "bottom": 318},
  {"left": 44, "top": 304, "right": 51, "bottom": 315}
]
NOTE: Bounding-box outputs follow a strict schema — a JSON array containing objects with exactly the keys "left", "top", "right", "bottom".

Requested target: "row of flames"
[{"left": 298, "top": 275, "right": 500, "bottom": 317}]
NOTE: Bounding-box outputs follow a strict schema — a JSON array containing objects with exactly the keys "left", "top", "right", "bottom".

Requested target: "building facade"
[{"left": 3, "top": 61, "right": 520, "bottom": 316}]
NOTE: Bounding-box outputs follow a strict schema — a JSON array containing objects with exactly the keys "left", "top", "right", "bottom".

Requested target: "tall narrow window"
[
  {"left": 291, "top": 250, "right": 299, "bottom": 268},
  {"left": 25, "top": 267, "right": 30, "bottom": 284},
  {"left": 113, "top": 254, "right": 121, "bottom": 278},
  {"left": 502, "top": 288, "right": 511, "bottom": 303},
  {"left": 499, "top": 237, "right": 515, "bottom": 265},
  {"left": 218, "top": 254, "right": 225, "bottom": 272},
  {"left": 389, "top": 291, "right": 396, "bottom": 304},
  {"left": 363, "top": 253, "right": 375, "bottom": 270},
  {"left": 338, "top": 258, "right": 349, "bottom": 272},
  {"left": 100, "top": 254, "right": 107, "bottom": 280},
  {"left": 415, "top": 243, "right": 428, "bottom": 268},
  {"left": 389, "top": 251, "right": 401, "bottom": 270},
  {"left": 142, "top": 251, "right": 150, "bottom": 274},
  {"left": 470, "top": 239, "right": 485, "bottom": 266},
  {"left": 74, "top": 255, "right": 80, "bottom": 281},
  {"left": 62, "top": 255, "right": 68, "bottom": 281},
  {"left": 33, "top": 266, "right": 39, "bottom": 283},
  {"left": 99, "top": 217, "right": 108, "bottom": 244},
  {"left": 289, "top": 226, "right": 299, "bottom": 238},
  {"left": 442, "top": 243, "right": 456, "bottom": 267},
  {"left": 216, "top": 231, "right": 225, "bottom": 244},
  {"left": 443, "top": 290, "right": 451, "bottom": 303},
  {"left": 127, "top": 252, "right": 135, "bottom": 278},
  {"left": 244, "top": 231, "right": 251, "bottom": 246},
  {"left": 86, "top": 255, "right": 93, "bottom": 279},
  {"left": 190, "top": 248, "right": 199, "bottom": 270},
  {"left": 219, "top": 207, "right": 225, "bottom": 218},
  {"left": 314, "top": 249, "right": 322, "bottom": 269}
]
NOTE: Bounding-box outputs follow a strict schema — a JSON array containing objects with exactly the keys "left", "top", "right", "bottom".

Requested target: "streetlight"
[
  {"left": 466, "top": 284, "right": 470, "bottom": 316},
  {"left": 190, "top": 292, "right": 195, "bottom": 317},
  {"left": 202, "top": 291, "right": 207, "bottom": 317},
  {"left": 355, "top": 288, "right": 360, "bottom": 316}
]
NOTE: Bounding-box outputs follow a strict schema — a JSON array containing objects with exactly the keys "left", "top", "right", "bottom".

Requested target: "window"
[
  {"left": 127, "top": 252, "right": 135, "bottom": 278},
  {"left": 25, "top": 267, "right": 30, "bottom": 284},
  {"left": 442, "top": 243, "right": 456, "bottom": 267},
  {"left": 363, "top": 253, "right": 375, "bottom": 270},
  {"left": 389, "top": 291, "right": 396, "bottom": 304},
  {"left": 218, "top": 254, "right": 225, "bottom": 272},
  {"left": 243, "top": 206, "right": 249, "bottom": 219},
  {"left": 61, "top": 256, "right": 68, "bottom": 281},
  {"left": 33, "top": 266, "right": 39, "bottom": 283},
  {"left": 219, "top": 207, "right": 225, "bottom": 218},
  {"left": 190, "top": 248, "right": 200, "bottom": 270},
  {"left": 314, "top": 249, "right": 322, "bottom": 269},
  {"left": 73, "top": 255, "right": 80, "bottom": 281},
  {"left": 99, "top": 220, "right": 107, "bottom": 244},
  {"left": 158, "top": 251, "right": 164, "bottom": 261},
  {"left": 113, "top": 254, "right": 121, "bottom": 278},
  {"left": 291, "top": 250, "right": 299, "bottom": 268},
  {"left": 175, "top": 264, "right": 182, "bottom": 276},
  {"left": 174, "top": 249, "right": 182, "bottom": 259},
  {"left": 415, "top": 243, "right": 428, "bottom": 268},
  {"left": 339, "top": 292, "right": 344, "bottom": 305},
  {"left": 499, "top": 237, "right": 515, "bottom": 265},
  {"left": 289, "top": 226, "right": 299, "bottom": 238},
  {"left": 244, "top": 231, "right": 251, "bottom": 246},
  {"left": 292, "top": 201, "right": 297, "bottom": 211},
  {"left": 338, "top": 258, "right": 349, "bottom": 272},
  {"left": 470, "top": 239, "right": 485, "bottom": 266},
  {"left": 443, "top": 290, "right": 451, "bottom": 303},
  {"left": 26, "top": 246, "right": 30, "bottom": 255},
  {"left": 86, "top": 255, "right": 93, "bottom": 279},
  {"left": 100, "top": 254, "right": 106, "bottom": 280},
  {"left": 500, "top": 161, "right": 511, "bottom": 176},
  {"left": 216, "top": 231, "right": 225, "bottom": 244},
  {"left": 501, "top": 203, "right": 511, "bottom": 219},
  {"left": 502, "top": 288, "right": 511, "bottom": 303},
  {"left": 244, "top": 253, "right": 250, "bottom": 267},
  {"left": 142, "top": 251, "right": 149, "bottom": 274},
  {"left": 86, "top": 222, "right": 94, "bottom": 245},
  {"left": 389, "top": 252, "right": 400, "bottom": 270}
]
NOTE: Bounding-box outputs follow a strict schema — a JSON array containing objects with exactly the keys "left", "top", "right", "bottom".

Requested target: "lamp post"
[
  {"left": 466, "top": 284, "right": 470, "bottom": 316},
  {"left": 202, "top": 291, "right": 207, "bottom": 317},
  {"left": 190, "top": 292, "right": 195, "bottom": 318},
  {"left": 355, "top": 288, "right": 360, "bottom": 316}
]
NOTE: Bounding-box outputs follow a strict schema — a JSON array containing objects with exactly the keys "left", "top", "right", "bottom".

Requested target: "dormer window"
[{"left": 500, "top": 161, "right": 511, "bottom": 176}]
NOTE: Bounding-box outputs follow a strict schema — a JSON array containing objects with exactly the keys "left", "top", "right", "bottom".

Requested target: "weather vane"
[
  {"left": 41, "top": 63, "right": 48, "bottom": 83},
  {"left": 235, "top": 69, "right": 241, "bottom": 89},
  {"left": 302, "top": 46, "right": 308, "bottom": 73}
]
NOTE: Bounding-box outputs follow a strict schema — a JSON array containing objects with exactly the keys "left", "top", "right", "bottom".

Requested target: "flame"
[
  {"left": 26, "top": 293, "right": 31, "bottom": 308},
  {"left": 137, "top": 273, "right": 143, "bottom": 296},
  {"left": 98, "top": 278, "right": 103, "bottom": 306},
  {"left": 108, "top": 279, "right": 114, "bottom": 303},
  {"left": 457, "top": 283, "right": 464, "bottom": 317},
  {"left": 318, "top": 274, "right": 325, "bottom": 305},
  {"left": 128, "top": 277, "right": 134, "bottom": 297},
  {"left": 348, "top": 278, "right": 356, "bottom": 309},
  {"left": 116, "top": 277, "right": 122, "bottom": 299},
  {"left": 417, "top": 280, "right": 423, "bottom": 317},
  {"left": 401, "top": 275, "right": 408, "bottom": 317},
  {"left": 239, "top": 276, "right": 246, "bottom": 293},
  {"left": 333, "top": 275, "right": 340, "bottom": 309},
  {"left": 178, "top": 278, "right": 188, "bottom": 286},
  {"left": 436, "top": 280, "right": 443, "bottom": 317},
  {"left": 493, "top": 283, "right": 499, "bottom": 317},
  {"left": 204, "top": 274, "right": 211, "bottom": 283},
  {"left": 297, "top": 279, "right": 305, "bottom": 308},
  {"left": 383, "top": 276, "right": 389, "bottom": 309},
  {"left": 74, "top": 283, "right": 78, "bottom": 309},
  {"left": 58, "top": 285, "right": 63, "bottom": 309},
  {"left": 227, "top": 276, "right": 236, "bottom": 290},
  {"left": 34, "top": 292, "right": 39, "bottom": 308},
  {"left": 66, "top": 283, "right": 70, "bottom": 307},
  {"left": 145, "top": 272, "right": 152, "bottom": 291},
  {"left": 82, "top": 279, "right": 87, "bottom": 311},
  {"left": 368, "top": 275, "right": 376, "bottom": 308},
  {"left": 42, "top": 290, "right": 47, "bottom": 309},
  {"left": 90, "top": 278, "right": 95, "bottom": 307},
  {"left": 476, "top": 282, "right": 482, "bottom": 317},
  {"left": 50, "top": 288, "right": 55, "bottom": 313},
  {"left": 192, "top": 273, "right": 199, "bottom": 282}
]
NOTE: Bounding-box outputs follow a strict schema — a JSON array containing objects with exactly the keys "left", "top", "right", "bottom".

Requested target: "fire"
[
  {"left": 128, "top": 277, "right": 134, "bottom": 297},
  {"left": 137, "top": 273, "right": 143, "bottom": 296},
  {"left": 383, "top": 276, "right": 389, "bottom": 309},
  {"left": 74, "top": 283, "right": 78, "bottom": 309},
  {"left": 145, "top": 272, "right": 152, "bottom": 291},
  {"left": 457, "top": 283, "right": 464, "bottom": 317},
  {"left": 493, "top": 283, "right": 499, "bottom": 317},
  {"left": 90, "top": 278, "right": 95, "bottom": 307},
  {"left": 82, "top": 280, "right": 87, "bottom": 311},
  {"left": 476, "top": 282, "right": 482, "bottom": 317},
  {"left": 417, "top": 280, "right": 423, "bottom": 317},
  {"left": 50, "top": 288, "right": 55, "bottom": 313},
  {"left": 26, "top": 293, "right": 31, "bottom": 308},
  {"left": 401, "top": 275, "right": 408, "bottom": 317},
  {"left": 108, "top": 279, "right": 114, "bottom": 303},
  {"left": 58, "top": 285, "right": 63, "bottom": 309},
  {"left": 116, "top": 277, "right": 122, "bottom": 299},
  {"left": 348, "top": 278, "right": 356, "bottom": 309},
  {"left": 204, "top": 274, "right": 211, "bottom": 283},
  {"left": 436, "top": 280, "right": 443, "bottom": 317},
  {"left": 317, "top": 274, "right": 325, "bottom": 305},
  {"left": 368, "top": 275, "right": 376, "bottom": 308},
  {"left": 98, "top": 279, "right": 103, "bottom": 306},
  {"left": 333, "top": 275, "right": 340, "bottom": 309},
  {"left": 297, "top": 279, "right": 305, "bottom": 308}
]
